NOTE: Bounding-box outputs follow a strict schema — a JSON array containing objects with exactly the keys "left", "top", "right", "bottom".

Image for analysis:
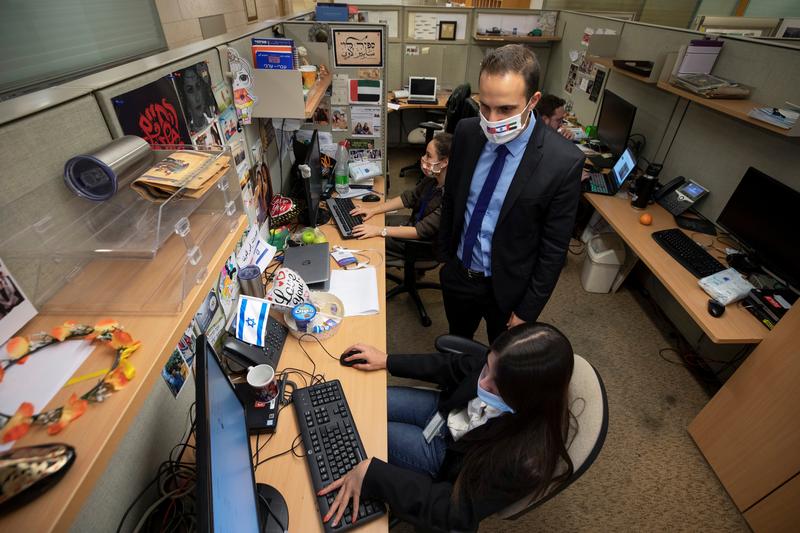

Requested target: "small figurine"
[
  {"left": 296, "top": 46, "right": 310, "bottom": 67},
  {"left": 319, "top": 64, "right": 330, "bottom": 78}
]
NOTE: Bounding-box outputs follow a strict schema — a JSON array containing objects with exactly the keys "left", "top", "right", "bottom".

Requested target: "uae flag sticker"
[{"left": 349, "top": 79, "right": 382, "bottom": 104}]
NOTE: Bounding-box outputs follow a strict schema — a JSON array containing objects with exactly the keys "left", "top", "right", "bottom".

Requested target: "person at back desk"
[
  {"left": 538, "top": 94, "right": 575, "bottom": 140},
  {"left": 349, "top": 134, "right": 452, "bottom": 262},
  {"left": 320, "top": 323, "right": 576, "bottom": 532}
]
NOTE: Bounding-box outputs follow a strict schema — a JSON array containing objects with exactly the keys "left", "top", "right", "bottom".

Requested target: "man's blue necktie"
[{"left": 461, "top": 144, "right": 510, "bottom": 270}]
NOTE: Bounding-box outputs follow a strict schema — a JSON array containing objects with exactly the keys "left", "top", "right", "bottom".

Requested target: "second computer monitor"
[
  {"left": 597, "top": 90, "right": 636, "bottom": 158},
  {"left": 409, "top": 76, "right": 437, "bottom": 99}
]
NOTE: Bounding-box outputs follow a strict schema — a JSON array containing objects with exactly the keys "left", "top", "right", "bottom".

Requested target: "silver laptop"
[
  {"left": 408, "top": 77, "right": 437, "bottom": 104},
  {"left": 283, "top": 243, "right": 330, "bottom": 291}
]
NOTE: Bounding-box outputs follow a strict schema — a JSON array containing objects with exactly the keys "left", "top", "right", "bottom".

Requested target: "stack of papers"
[
  {"left": 748, "top": 107, "right": 799, "bottom": 130},
  {"left": 131, "top": 152, "right": 230, "bottom": 202},
  {"left": 327, "top": 267, "right": 379, "bottom": 316}
]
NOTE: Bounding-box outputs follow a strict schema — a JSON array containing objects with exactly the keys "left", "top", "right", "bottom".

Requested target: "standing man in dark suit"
[{"left": 438, "top": 45, "right": 583, "bottom": 342}]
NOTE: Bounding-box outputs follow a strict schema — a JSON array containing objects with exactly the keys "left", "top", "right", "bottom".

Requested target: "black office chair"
[{"left": 386, "top": 239, "right": 441, "bottom": 327}]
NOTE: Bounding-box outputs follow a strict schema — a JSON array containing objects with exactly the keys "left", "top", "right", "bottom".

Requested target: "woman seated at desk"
[
  {"left": 321, "top": 323, "right": 576, "bottom": 532},
  {"left": 349, "top": 134, "right": 452, "bottom": 261}
]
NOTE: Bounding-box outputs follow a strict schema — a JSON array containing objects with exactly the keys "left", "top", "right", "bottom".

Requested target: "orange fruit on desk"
[{"left": 639, "top": 213, "right": 653, "bottom": 225}]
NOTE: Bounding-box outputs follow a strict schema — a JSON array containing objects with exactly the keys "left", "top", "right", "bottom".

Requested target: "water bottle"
[{"left": 334, "top": 141, "right": 350, "bottom": 195}]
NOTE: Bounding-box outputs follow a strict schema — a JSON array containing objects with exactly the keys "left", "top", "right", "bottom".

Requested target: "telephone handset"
[
  {"left": 654, "top": 176, "right": 685, "bottom": 201},
  {"left": 655, "top": 176, "right": 709, "bottom": 216}
]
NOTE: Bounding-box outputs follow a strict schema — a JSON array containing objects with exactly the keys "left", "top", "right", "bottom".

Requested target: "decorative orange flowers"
[
  {"left": 1, "top": 403, "right": 34, "bottom": 443},
  {"left": 6, "top": 337, "right": 29, "bottom": 359},
  {"left": 50, "top": 321, "right": 78, "bottom": 342},
  {"left": 47, "top": 394, "right": 89, "bottom": 435}
]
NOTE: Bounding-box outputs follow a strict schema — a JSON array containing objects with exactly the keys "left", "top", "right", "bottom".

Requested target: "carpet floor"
[{"left": 382, "top": 147, "right": 748, "bottom": 532}]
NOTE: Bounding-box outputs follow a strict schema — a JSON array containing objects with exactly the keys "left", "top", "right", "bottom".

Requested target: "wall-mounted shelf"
[
  {"left": 474, "top": 34, "right": 561, "bottom": 43},
  {"left": 304, "top": 72, "right": 332, "bottom": 119},
  {"left": 591, "top": 57, "right": 656, "bottom": 84},
  {"left": 656, "top": 81, "right": 799, "bottom": 138}
]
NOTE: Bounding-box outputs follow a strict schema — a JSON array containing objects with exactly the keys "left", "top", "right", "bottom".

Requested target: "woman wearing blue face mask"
[{"left": 321, "top": 323, "right": 576, "bottom": 532}]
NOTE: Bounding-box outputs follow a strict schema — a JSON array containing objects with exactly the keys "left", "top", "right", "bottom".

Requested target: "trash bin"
[{"left": 581, "top": 233, "right": 626, "bottom": 293}]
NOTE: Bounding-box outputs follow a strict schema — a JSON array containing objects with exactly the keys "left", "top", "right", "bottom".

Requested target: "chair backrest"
[
  {"left": 444, "top": 83, "right": 475, "bottom": 134},
  {"left": 497, "top": 353, "right": 609, "bottom": 519}
]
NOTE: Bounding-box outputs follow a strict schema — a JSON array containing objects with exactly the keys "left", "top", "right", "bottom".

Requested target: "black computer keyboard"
[
  {"left": 326, "top": 197, "right": 363, "bottom": 239},
  {"left": 585, "top": 172, "right": 608, "bottom": 193},
  {"left": 293, "top": 380, "right": 386, "bottom": 532},
  {"left": 407, "top": 98, "right": 437, "bottom": 105},
  {"left": 652, "top": 228, "right": 726, "bottom": 278}
]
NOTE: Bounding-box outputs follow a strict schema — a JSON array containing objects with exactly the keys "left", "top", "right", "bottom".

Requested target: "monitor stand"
[{"left": 257, "top": 483, "right": 289, "bottom": 533}]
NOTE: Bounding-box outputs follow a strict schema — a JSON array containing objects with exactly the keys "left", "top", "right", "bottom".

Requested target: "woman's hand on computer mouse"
[
  {"left": 319, "top": 458, "right": 372, "bottom": 526},
  {"left": 351, "top": 224, "right": 381, "bottom": 240},
  {"left": 350, "top": 205, "right": 376, "bottom": 221},
  {"left": 342, "top": 343, "right": 387, "bottom": 371}
]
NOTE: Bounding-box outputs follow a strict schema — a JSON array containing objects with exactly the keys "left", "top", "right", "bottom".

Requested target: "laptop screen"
[
  {"left": 409, "top": 77, "right": 436, "bottom": 97},
  {"left": 612, "top": 148, "right": 635, "bottom": 187}
]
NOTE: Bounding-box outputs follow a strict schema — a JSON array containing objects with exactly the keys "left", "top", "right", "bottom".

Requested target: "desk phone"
[{"left": 655, "top": 177, "right": 709, "bottom": 216}]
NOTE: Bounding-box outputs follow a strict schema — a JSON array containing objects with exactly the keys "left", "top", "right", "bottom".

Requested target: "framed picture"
[
  {"left": 438, "top": 21, "right": 457, "bottom": 41},
  {"left": 244, "top": 0, "right": 258, "bottom": 22},
  {"left": 332, "top": 28, "right": 383, "bottom": 68}
]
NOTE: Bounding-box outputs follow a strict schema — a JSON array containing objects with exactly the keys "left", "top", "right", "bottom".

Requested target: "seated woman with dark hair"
[
  {"left": 349, "top": 133, "right": 452, "bottom": 261},
  {"left": 321, "top": 322, "right": 576, "bottom": 532}
]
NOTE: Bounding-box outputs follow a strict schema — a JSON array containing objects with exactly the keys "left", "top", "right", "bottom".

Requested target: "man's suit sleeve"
[
  {"left": 514, "top": 155, "right": 582, "bottom": 321},
  {"left": 437, "top": 120, "right": 467, "bottom": 262}
]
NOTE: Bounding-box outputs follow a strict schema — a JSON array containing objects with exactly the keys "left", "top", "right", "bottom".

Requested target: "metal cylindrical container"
[
  {"left": 238, "top": 265, "right": 265, "bottom": 298},
  {"left": 64, "top": 135, "right": 152, "bottom": 201}
]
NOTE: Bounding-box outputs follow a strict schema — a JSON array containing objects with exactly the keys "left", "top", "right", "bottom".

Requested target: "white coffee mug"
[{"left": 246, "top": 364, "right": 278, "bottom": 402}]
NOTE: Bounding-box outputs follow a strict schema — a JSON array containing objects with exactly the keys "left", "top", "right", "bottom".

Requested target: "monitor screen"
[
  {"left": 612, "top": 148, "right": 635, "bottom": 187},
  {"left": 196, "top": 336, "right": 261, "bottom": 532},
  {"left": 716, "top": 167, "right": 800, "bottom": 287},
  {"left": 597, "top": 90, "right": 636, "bottom": 157},
  {"left": 304, "top": 130, "right": 324, "bottom": 226},
  {"left": 409, "top": 77, "right": 436, "bottom": 97}
]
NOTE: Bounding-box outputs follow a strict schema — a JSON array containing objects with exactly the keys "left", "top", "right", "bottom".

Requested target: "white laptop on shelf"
[{"left": 407, "top": 76, "right": 437, "bottom": 104}]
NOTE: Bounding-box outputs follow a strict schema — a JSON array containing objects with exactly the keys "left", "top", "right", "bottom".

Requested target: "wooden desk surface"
[
  {"left": 585, "top": 193, "right": 767, "bottom": 345},
  {"left": 388, "top": 90, "right": 450, "bottom": 112},
  {"left": 253, "top": 180, "right": 388, "bottom": 533},
  {"left": 0, "top": 216, "right": 249, "bottom": 533}
]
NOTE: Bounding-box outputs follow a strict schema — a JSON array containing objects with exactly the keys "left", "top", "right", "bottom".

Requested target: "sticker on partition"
[{"left": 228, "top": 47, "right": 257, "bottom": 125}]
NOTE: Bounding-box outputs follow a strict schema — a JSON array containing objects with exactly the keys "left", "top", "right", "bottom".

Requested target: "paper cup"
[
  {"left": 300, "top": 65, "right": 318, "bottom": 89},
  {"left": 246, "top": 364, "right": 278, "bottom": 403}
]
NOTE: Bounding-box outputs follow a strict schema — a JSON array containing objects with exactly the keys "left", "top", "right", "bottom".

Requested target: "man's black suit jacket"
[{"left": 438, "top": 116, "right": 583, "bottom": 321}]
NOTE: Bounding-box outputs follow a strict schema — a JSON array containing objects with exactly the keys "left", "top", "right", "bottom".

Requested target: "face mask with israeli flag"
[{"left": 235, "top": 295, "right": 271, "bottom": 347}]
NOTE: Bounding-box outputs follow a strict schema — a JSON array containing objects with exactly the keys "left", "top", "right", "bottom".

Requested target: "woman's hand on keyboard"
[
  {"left": 320, "top": 458, "right": 373, "bottom": 527},
  {"left": 351, "top": 205, "right": 376, "bottom": 221}
]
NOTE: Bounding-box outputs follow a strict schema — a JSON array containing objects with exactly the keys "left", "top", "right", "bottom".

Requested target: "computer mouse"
[
  {"left": 362, "top": 194, "right": 380, "bottom": 202},
  {"left": 340, "top": 349, "right": 367, "bottom": 367},
  {"left": 707, "top": 299, "right": 725, "bottom": 318}
]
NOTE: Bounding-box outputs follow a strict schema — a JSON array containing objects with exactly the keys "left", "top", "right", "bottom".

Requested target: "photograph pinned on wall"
[
  {"left": 357, "top": 68, "right": 380, "bottom": 80},
  {"left": 218, "top": 106, "right": 238, "bottom": 143},
  {"left": 161, "top": 348, "right": 190, "bottom": 398},
  {"left": 331, "top": 106, "right": 349, "bottom": 131},
  {"left": 259, "top": 117, "right": 276, "bottom": 149},
  {"left": 349, "top": 148, "right": 383, "bottom": 162},
  {"left": 231, "top": 136, "right": 249, "bottom": 176},
  {"left": 177, "top": 321, "right": 198, "bottom": 370},
  {"left": 172, "top": 62, "right": 217, "bottom": 135},
  {"left": 212, "top": 80, "right": 233, "bottom": 111},
  {"left": 218, "top": 252, "right": 240, "bottom": 323},
  {"left": 250, "top": 137, "right": 263, "bottom": 167},
  {"left": 195, "top": 289, "right": 220, "bottom": 333},
  {"left": 332, "top": 28, "right": 383, "bottom": 68},
  {"left": 191, "top": 121, "right": 223, "bottom": 148},
  {"left": 112, "top": 76, "right": 192, "bottom": 145},
  {"left": 0, "top": 259, "right": 37, "bottom": 346},
  {"left": 438, "top": 21, "right": 457, "bottom": 41},
  {"left": 350, "top": 106, "right": 381, "bottom": 138},
  {"left": 312, "top": 96, "right": 331, "bottom": 126}
]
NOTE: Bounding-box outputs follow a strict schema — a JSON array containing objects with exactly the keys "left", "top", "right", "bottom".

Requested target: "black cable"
[{"left": 254, "top": 434, "right": 303, "bottom": 470}]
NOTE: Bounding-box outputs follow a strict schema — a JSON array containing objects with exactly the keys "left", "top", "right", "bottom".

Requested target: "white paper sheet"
[
  {"left": 328, "top": 267, "right": 379, "bottom": 316},
  {"left": 0, "top": 340, "right": 94, "bottom": 450},
  {"left": 332, "top": 74, "right": 349, "bottom": 105}
]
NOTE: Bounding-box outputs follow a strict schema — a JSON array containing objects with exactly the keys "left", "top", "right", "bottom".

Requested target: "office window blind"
[{"left": 0, "top": 0, "right": 166, "bottom": 97}]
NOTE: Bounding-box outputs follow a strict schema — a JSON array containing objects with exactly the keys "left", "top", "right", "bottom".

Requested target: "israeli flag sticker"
[{"left": 235, "top": 295, "right": 271, "bottom": 347}]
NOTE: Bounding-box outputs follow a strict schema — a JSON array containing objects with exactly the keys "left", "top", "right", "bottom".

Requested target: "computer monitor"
[
  {"left": 195, "top": 335, "right": 261, "bottom": 532},
  {"left": 716, "top": 167, "right": 800, "bottom": 287},
  {"left": 611, "top": 147, "right": 636, "bottom": 188},
  {"left": 409, "top": 76, "right": 437, "bottom": 99},
  {"left": 299, "top": 129, "right": 329, "bottom": 226},
  {"left": 597, "top": 90, "right": 636, "bottom": 157}
]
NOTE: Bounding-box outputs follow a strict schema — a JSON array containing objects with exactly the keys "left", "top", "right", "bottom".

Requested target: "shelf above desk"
[
  {"left": 656, "top": 81, "right": 799, "bottom": 138},
  {"left": 584, "top": 193, "right": 767, "bottom": 345},
  {"left": 591, "top": 57, "right": 656, "bottom": 84},
  {"left": 304, "top": 72, "right": 332, "bottom": 119},
  {"left": 473, "top": 34, "right": 561, "bottom": 43}
]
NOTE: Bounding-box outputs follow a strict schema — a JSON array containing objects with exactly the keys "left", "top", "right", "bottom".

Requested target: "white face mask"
[
  {"left": 479, "top": 98, "right": 534, "bottom": 145},
  {"left": 421, "top": 157, "right": 447, "bottom": 178}
]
